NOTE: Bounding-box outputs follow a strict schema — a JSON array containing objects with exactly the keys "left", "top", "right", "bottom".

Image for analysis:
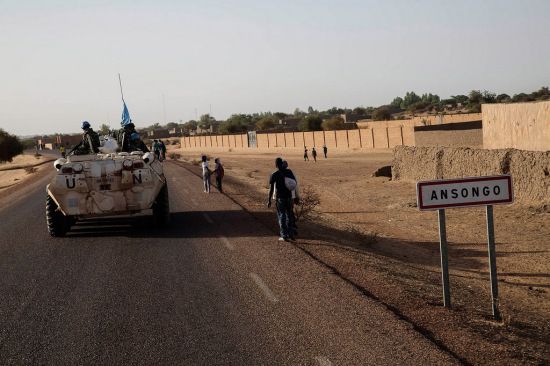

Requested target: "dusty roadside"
[
  {"left": 0, "top": 153, "right": 55, "bottom": 194},
  {"left": 170, "top": 147, "right": 549, "bottom": 365}
]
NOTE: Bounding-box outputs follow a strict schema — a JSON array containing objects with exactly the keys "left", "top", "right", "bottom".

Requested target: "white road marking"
[
  {"left": 314, "top": 356, "right": 333, "bottom": 366},
  {"left": 249, "top": 273, "right": 279, "bottom": 303},
  {"left": 219, "top": 236, "right": 234, "bottom": 251},
  {"left": 202, "top": 212, "right": 214, "bottom": 224},
  {"left": 190, "top": 198, "right": 198, "bottom": 206}
]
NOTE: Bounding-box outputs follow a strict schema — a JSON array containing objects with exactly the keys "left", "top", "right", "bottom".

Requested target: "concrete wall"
[
  {"left": 392, "top": 146, "right": 550, "bottom": 205},
  {"left": 483, "top": 101, "right": 550, "bottom": 151}
]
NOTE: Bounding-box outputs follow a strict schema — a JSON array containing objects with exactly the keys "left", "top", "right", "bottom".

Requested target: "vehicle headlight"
[
  {"left": 72, "top": 163, "right": 83, "bottom": 173},
  {"left": 142, "top": 152, "right": 155, "bottom": 164},
  {"left": 123, "top": 159, "right": 133, "bottom": 170},
  {"left": 53, "top": 158, "right": 67, "bottom": 170}
]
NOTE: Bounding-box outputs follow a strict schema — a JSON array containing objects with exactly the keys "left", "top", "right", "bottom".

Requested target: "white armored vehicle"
[{"left": 46, "top": 151, "right": 169, "bottom": 236}]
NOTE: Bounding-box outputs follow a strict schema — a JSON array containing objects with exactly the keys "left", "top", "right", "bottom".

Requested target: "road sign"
[
  {"left": 416, "top": 175, "right": 513, "bottom": 320},
  {"left": 416, "top": 175, "right": 513, "bottom": 211}
]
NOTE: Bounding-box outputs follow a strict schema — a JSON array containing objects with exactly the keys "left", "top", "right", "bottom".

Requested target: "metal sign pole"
[
  {"left": 437, "top": 209, "right": 451, "bottom": 308},
  {"left": 485, "top": 205, "right": 501, "bottom": 321}
]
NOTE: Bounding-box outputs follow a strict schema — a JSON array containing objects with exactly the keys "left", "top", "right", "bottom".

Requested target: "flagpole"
[{"left": 118, "top": 73, "right": 125, "bottom": 103}]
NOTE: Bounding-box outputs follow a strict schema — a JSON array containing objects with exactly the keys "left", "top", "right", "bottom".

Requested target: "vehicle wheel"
[
  {"left": 153, "top": 183, "right": 170, "bottom": 226},
  {"left": 46, "top": 195, "right": 68, "bottom": 237}
]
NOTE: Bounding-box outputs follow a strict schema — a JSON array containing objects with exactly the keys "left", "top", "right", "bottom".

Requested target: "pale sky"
[{"left": 1, "top": 0, "right": 549, "bottom": 136}]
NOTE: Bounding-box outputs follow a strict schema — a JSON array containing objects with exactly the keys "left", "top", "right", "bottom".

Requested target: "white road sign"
[{"left": 416, "top": 175, "right": 513, "bottom": 210}]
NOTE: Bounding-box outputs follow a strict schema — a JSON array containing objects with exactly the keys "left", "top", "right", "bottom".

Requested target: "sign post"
[
  {"left": 437, "top": 209, "right": 451, "bottom": 308},
  {"left": 416, "top": 175, "right": 513, "bottom": 319}
]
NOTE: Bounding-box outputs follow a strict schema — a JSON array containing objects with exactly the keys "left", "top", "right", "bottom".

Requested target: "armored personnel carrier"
[{"left": 46, "top": 151, "right": 169, "bottom": 237}]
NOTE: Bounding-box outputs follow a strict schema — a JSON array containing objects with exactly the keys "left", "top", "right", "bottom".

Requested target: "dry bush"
[
  {"left": 169, "top": 152, "right": 181, "bottom": 160},
  {"left": 294, "top": 185, "right": 320, "bottom": 222},
  {"left": 24, "top": 166, "right": 37, "bottom": 174}
]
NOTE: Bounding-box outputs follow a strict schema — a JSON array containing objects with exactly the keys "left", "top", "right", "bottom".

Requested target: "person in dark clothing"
[
  {"left": 128, "top": 132, "right": 150, "bottom": 152},
  {"left": 303, "top": 147, "right": 309, "bottom": 161},
  {"left": 282, "top": 160, "right": 299, "bottom": 239},
  {"left": 312, "top": 147, "right": 317, "bottom": 162},
  {"left": 116, "top": 122, "right": 137, "bottom": 153},
  {"left": 268, "top": 157, "right": 293, "bottom": 241},
  {"left": 323, "top": 145, "right": 328, "bottom": 158},
  {"left": 73, "top": 121, "right": 100, "bottom": 155},
  {"left": 214, "top": 158, "right": 224, "bottom": 193}
]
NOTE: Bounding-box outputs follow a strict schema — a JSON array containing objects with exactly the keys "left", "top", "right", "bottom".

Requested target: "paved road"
[{"left": 0, "top": 162, "right": 458, "bottom": 365}]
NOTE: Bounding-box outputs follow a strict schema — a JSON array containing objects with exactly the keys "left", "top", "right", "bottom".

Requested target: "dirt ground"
[
  {"left": 0, "top": 153, "right": 54, "bottom": 191},
  {"left": 171, "top": 146, "right": 549, "bottom": 365}
]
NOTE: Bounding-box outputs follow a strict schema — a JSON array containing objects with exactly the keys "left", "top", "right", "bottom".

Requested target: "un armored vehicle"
[{"left": 46, "top": 151, "right": 169, "bottom": 236}]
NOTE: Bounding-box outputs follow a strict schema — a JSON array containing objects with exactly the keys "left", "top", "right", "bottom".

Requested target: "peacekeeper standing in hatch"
[
  {"left": 72, "top": 121, "right": 100, "bottom": 155},
  {"left": 116, "top": 121, "right": 138, "bottom": 153},
  {"left": 128, "top": 132, "right": 150, "bottom": 153}
]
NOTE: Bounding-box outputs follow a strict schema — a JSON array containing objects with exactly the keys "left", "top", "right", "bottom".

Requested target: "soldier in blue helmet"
[
  {"left": 116, "top": 121, "right": 138, "bottom": 153},
  {"left": 72, "top": 121, "right": 100, "bottom": 155},
  {"left": 128, "top": 132, "right": 149, "bottom": 152}
]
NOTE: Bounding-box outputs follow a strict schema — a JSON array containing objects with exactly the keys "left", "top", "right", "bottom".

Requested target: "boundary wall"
[
  {"left": 180, "top": 127, "right": 416, "bottom": 151},
  {"left": 356, "top": 113, "right": 482, "bottom": 129},
  {"left": 483, "top": 101, "right": 550, "bottom": 151},
  {"left": 392, "top": 146, "right": 550, "bottom": 205}
]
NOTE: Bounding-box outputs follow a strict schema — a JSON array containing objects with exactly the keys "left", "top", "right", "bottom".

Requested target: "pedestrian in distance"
[
  {"left": 323, "top": 144, "right": 328, "bottom": 159},
  {"left": 201, "top": 155, "right": 212, "bottom": 193},
  {"left": 59, "top": 145, "right": 66, "bottom": 158},
  {"left": 312, "top": 147, "right": 317, "bottom": 162},
  {"left": 214, "top": 158, "right": 225, "bottom": 193},
  {"left": 267, "top": 157, "right": 294, "bottom": 241},
  {"left": 303, "top": 147, "right": 309, "bottom": 161},
  {"left": 152, "top": 140, "right": 161, "bottom": 160},
  {"left": 159, "top": 140, "right": 167, "bottom": 160}
]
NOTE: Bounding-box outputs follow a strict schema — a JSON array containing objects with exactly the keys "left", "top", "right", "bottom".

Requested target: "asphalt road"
[{"left": 0, "top": 162, "right": 459, "bottom": 365}]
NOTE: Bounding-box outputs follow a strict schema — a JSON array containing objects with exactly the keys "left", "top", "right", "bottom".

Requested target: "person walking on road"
[
  {"left": 159, "top": 140, "right": 167, "bottom": 160},
  {"left": 268, "top": 157, "right": 294, "bottom": 241},
  {"left": 303, "top": 147, "right": 309, "bottom": 161},
  {"left": 312, "top": 147, "right": 317, "bottom": 162},
  {"left": 201, "top": 155, "right": 212, "bottom": 193},
  {"left": 282, "top": 160, "right": 299, "bottom": 239},
  {"left": 323, "top": 144, "right": 328, "bottom": 159},
  {"left": 152, "top": 140, "right": 160, "bottom": 160},
  {"left": 214, "top": 158, "right": 225, "bottom": 193}
]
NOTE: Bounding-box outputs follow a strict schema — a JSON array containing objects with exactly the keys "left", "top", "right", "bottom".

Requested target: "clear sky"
[{"left": 1, "top": 0, "right": 549, "bottom": 136}]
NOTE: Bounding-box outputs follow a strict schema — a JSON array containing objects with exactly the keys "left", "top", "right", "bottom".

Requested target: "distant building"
[{"left": 148, "top": 129, "right": 170, "bottom": 138}]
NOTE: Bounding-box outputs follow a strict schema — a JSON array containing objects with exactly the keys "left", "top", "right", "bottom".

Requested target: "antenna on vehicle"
[{"left": 118, "top": 73, "right": 125, "bottom": 103}]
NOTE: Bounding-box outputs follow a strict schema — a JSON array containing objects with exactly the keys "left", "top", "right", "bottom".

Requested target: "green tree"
[
  {"left": 468, "top": 90, "right": 483, "bottom": 104},
  {"left": 401, "top": 91, "right": 421, "bottom": 109},
  {"left": 166, "top": 122, "right": 179, "bottom": 129},
  {"left": 298, "top": 115, "right": 323, "bottom": 131},
  {"left": 390, "top": 97, "right": 403, "bottom": 108},
  {"left": 198, "top": 114, "right": 215, "bottom": 130},
  {"left": 451, "top": 95, "right": 469, "bottom": 105},
  {"left": 0, "top": 129, "right": 24, "bottom": 163},
  {"left": 496, "top": 94, "right": 511, "bottom": 103},
  {"left": 321, "top": 116, "right": 346, "bottom": 131},
  {"left": 256, "top": 116, "right": 277, "bottom": 130},
  {"left": 98, "top": 123, "right": 111, "bottom": 135},
  {"left": 372, "top": 107, "right": 392, "bottom": 121}
]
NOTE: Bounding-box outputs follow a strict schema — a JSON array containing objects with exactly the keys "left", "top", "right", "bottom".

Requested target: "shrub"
[
  {"left": 169, "top": 152, "right": 181, "bottom": 160},
  {"left": 0, "top": 129, "right": 24, "bottom": 163},
  {"left": 294, "top": 185, "right": 320, "bottom": 222}
]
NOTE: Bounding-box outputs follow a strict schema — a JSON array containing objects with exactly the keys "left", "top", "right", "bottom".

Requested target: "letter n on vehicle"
[{"left": 133, "top": 172, "right": 142, "bottom": 184}]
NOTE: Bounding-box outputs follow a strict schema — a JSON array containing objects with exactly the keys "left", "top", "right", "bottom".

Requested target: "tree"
[
  {"left": 273, "top": 112, "right": 287, "bottom": 120},
  {"left": 401, "top": 91, "right": 421, "bottom": 109},
  {"left": 321, "top": 116, "right": 346, "bottom": 131},
  {"left": 307, "top": 106, "right": 316, "bottom": 114},
  {"left": 0, "top": 129, "right": 24, "bottom": 163},
  {"left": 218, "top": 114, "right": 253, "bottom": 134},
  {"left": 326, "top": 107, "right": 344, "bottom": 115},
  {"left": 293, "top": 108, "right": 306, "bottom": 117},
  {"left": 451, "top": 95, "right": 469, "bottom": 105},
  {"left": 198, "top": 114, "right": 215, "bottom": 130},
  {"left": 256, "top": 116, "right": 277, "bottom": 130},
  {"left": 166, "top": 122, "right": 179, "bottom": 129},
  {"left": 352, "top": 107, "right": 367, "bottom": 115},
  {"left": 372, "top": 107, "right": 392, "bottom": 121},
  {"left": 98, "top": 124, "right": 111, "bottom": 135},
  {"left": 496, "top": 94, "right": 511, "bottom": 103},
  {"left": 390, "top": 97, "right": 403, "bottom": 108},
  {"left": 468, "top": 90, "right": 483, "bottom": 104},
  {"left": 298, "top": 115, "right": 323, "bottom": 131}
]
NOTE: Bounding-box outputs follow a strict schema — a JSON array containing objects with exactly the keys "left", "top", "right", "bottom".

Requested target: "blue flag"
[{"left": 121, "top": 101, "right": 132, "bottom": 126}]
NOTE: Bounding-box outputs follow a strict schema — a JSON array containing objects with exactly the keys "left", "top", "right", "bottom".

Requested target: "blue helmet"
[
  {"left": 130, "top": 132, "right": 140, "bottom": 141},
  {"left": 81, "top": 121, "right": 91, "bottom": 130}
]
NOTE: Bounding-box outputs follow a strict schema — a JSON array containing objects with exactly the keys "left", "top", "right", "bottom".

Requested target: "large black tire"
[
  {"left": 152, "top": 183, "right": 170, "bottom": 226},
  {"left": 46, "top": 195, "right": 68, "bottom": 237}
]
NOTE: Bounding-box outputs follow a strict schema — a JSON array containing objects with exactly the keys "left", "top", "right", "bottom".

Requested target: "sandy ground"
[
  {"left": 171, "top": 146, "right": 549, "bottom": 365},
  {"left": 0, "top": 153, "right": 54, "bottom": 190}
]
